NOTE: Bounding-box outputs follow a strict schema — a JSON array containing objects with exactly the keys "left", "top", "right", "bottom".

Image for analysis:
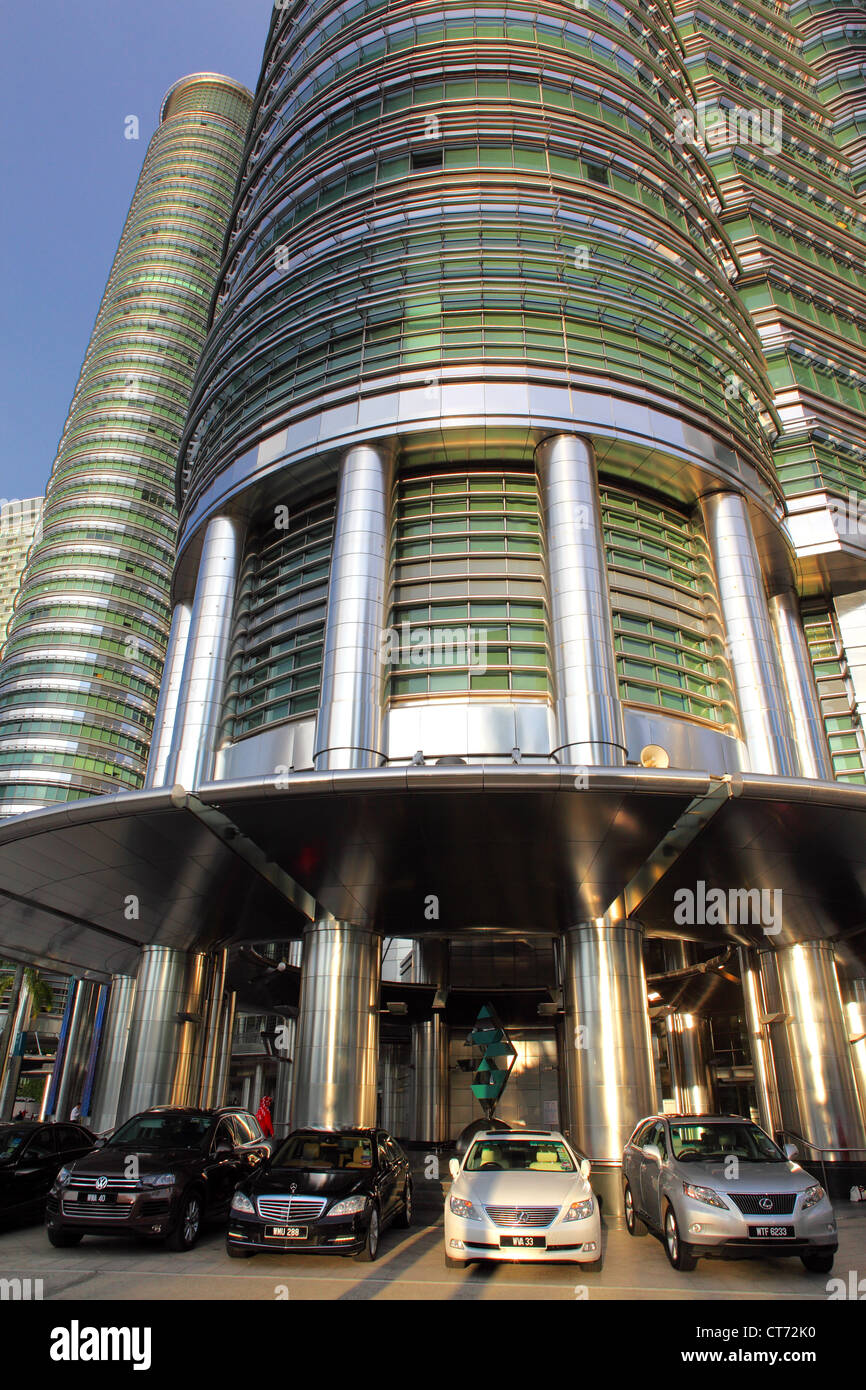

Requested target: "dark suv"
[{"left": 45, "top": 1106, "right": 268, "bottom": 1251}]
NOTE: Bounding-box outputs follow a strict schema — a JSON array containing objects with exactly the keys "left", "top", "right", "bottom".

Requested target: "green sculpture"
[{"left": 468, "top": 1004, "right": 517, "bottom": 1120}]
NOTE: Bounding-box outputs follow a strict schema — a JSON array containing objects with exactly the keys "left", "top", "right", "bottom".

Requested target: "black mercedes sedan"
[
  {"left": 226, "top": 1127, "right": 412, "bottom": 1261},
  {"left": 0, "top": 1121, "right": 95, "bottom": 1227}
]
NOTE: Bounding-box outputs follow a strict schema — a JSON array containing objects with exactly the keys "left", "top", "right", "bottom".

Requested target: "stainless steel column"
[
  {"left": 665, "top": 1012, "right": 713, "bottom": 1115},
  {"left": 701, "top": 492, "right": 798, "bottom": 776},
  {"left": 0, "top": 979, "right": 32, "bottom": 1119},
  {"left": 116, "top": 946, "right": 209, "bottom": 1121},
  {"left": 562, "top": 920, "right": 656, "bottom": 1212},
  {"left": 164, "top": 515, "right": 244, "bottom": 789},
  {"left": 739, "top": 947, "right": 782, "bottom": 1136},
  {"left": 196, "top": 951, "right": 227, "bottom": 1108},
  {"left": 411, "top": 939, "right": 449, "bottom": 1142},
  {"left": 769, "top": 586, "right": 833, "bottom": 780},
  {"left": 89, "top": 974, "right": 136, "bottom": 1133},
  {"left": 51, "top": 980, "right": 104, "bottom": 1122},
  {"left": 290, "top": 921, "right": 381, "bottom": 1129},
  {"left": 536, "top": 434, "right": 626, "bottom": 766},
  {"left": 761, "top": 943, "right": 866, "bottom": 1155},
  {"left": 213, "top": 990, "right": 237, "bottom": 1109},
  {"left": 144, "top": 602, "right": 192, "bottom": 788},
  {"left": 841, "top": 976, "right": 866, "bottom": 1127},
  {"left": 313, "top": 445, "right": 393, "bottom": 770}
]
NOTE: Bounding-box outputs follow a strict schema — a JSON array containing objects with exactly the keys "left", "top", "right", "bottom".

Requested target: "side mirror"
[
  {"left": 641, "top": 1143, "right": 663, "bottom": 1164},
  {"left": 579, "top": 1157, "right": 591, "bottom": 1181},
  {"left": 784, "top": 1142, "right": 798, "bottom": 1160},
  {"left": 449, "top": 1157, "right": 460, "bottom": 1179},
  {"left": 92, "top": 1138, "right": 106, "bottom": 1149}
]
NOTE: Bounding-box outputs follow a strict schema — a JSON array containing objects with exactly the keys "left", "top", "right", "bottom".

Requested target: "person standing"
[
  {"left": 70, "top": 1102, "right": 82, "bottom": 1123},
  {"left": 256, "top": 1095, "right": 274, "bottom": 1138}
]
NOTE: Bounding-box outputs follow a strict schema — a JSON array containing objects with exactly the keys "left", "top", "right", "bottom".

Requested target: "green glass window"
[{"left": 803, "top": 609, "right": 866, "bottom": 784}]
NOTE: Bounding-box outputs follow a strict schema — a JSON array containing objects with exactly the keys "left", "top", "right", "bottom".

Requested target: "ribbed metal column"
[
  {"left": 562, "top": 920, "right": 656, "bottom": 1212},
  {"left": 144, "top": 602, "right": 192, "bottom": 788},
  {"left": 841, "top": 976, "right": 866, "bottom": 1128},
  {"left": 213, "top": 990, "right": 237, "bottom": 1109},
  {"left": 701, "top": 492, "right": 798, "bottom": 776},
  {"left": 739, "top": 947, "right": 782, "bottom": 1137},
  {"left": 760, "top": 943, "right": 866, "bottom": 1155},
  {"left": 769, "top": 587, "right": 833, "bottom": 780},
  {"left": 313, "top": 445, "right": 393, "bottom": 770},
  {"left": 116, "top": 946, "right": 209, "bottom": 1121},
  {"left": 196, "top": 950, "right": 228, "bottom": 1109},
  {"left": 0, "top": 978, "right": 32, "bottom": 1119},
  {"left": 291, "top": 921, "right": 381, "bottom": 1129},
  {"left": 165, "top": 516, "right": 244, "bottom": 789},
  {"left": 89, "top": 974, "right": 136, "bottom": 1133},
  {"left": 536, "top": 435, "right": 626, "bottom": 766},
  {"left": 50, "top": 980, "right": 104, "bottom": 1123}
]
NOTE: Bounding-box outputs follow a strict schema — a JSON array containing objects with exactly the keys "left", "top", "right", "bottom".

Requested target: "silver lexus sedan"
[{"left": 621, "top": 1114, "right": 837, "bottom": 1273}]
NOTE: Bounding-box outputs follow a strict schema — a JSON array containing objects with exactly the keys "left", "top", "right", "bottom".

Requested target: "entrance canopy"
[{"left": 0, "top": 767, "right": 864, "bottom": 980}]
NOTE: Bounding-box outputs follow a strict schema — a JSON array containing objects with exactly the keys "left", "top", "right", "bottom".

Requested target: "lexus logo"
[
  {"left": 289, "top": 1183, "right": 297, "bottom": 1194},
  {"left": 759, "top": 1197, "right": 773, "bottom": 1211},
  {"left": 517, "top": 1211, "right": 531, "bottom": 1225},
  {"left": 95, "top": 1176, "right": 108, "bottom": 1191}
]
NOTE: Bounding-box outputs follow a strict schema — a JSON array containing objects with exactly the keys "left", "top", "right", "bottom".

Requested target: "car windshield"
[
  {"left": 272, "top": 1134, "right": 374, "bottom": 1171},
  {"left": 109, "top": 1114, "right": 213, "bottom": 1149},
  {"left": 464, "top": 1139, "right": 576, "bottom": 1172},
  {"left": 0, "top": 1128, "right": 29, "bottom": 1164},
  {"left": 669, "top": 1122, "right": 785, "bottom": 1163}
]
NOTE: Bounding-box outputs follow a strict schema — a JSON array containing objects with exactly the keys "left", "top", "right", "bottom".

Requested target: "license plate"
[
  {"left": 266, "top": 1225, "right": 306, "bottom": 1239},
  {"left": 749, "top": 1225, "right": 795, "bottom": 1239},
  {"left": 86, "top": 1193, "right": 114, "bottom": 1204},
  {"left": 500, "top": 1235, "right": 546, "bottom": 1249}
]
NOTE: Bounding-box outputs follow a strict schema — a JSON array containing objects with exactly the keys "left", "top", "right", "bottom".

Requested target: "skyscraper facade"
[
  {"left": 0, "top": 498, "right": 44, "bottom": 647},
  {"left": 1, "top": 5, "right": 865, "bottom": 1210},
  {"left": 0, "top": 75, "right": 253, "bottom": 815}
]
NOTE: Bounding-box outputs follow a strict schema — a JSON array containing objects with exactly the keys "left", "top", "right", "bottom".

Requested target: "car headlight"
[
  {"left": 802, "top": 1183, "right": 825, "bottom": 1210},
  {"left": 564, "top": 1198, "right": 594, "bottom": 1222},
  {"left": 54, "top": 1167, "right": 72, "bottom": 1188},
  {"left": 145, "top": 1173, "right": 176, "bottom": 1188},
  {"left": 683, "top": 1181, "right": 727, "bottom": 1209},
  {"left": 230, "top": 1191, "right": 255, "bottom": 1214},
  {"left": 328, "top": 1195, "right": 369, "bottom": 1217},
  {"left": 449, "top": 1195, "right": 477, "bottom": 1219}
]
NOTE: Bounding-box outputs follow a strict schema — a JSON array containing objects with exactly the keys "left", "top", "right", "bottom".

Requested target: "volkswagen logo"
[
  {"left": 759, "top": 1196, "right": 774, "bottom": 1212},
  {"left": 95, "top": 1176, "right": 108, "bottom": 1191}
]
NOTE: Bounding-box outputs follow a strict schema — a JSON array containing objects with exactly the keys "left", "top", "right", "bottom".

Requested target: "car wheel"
[
  {"left": 445, "top": 1253, "right": 465, "bottom": 1269},
  {"left": 664, "top": 1203, "right": 698, "bottom": 1272},
  {"left": 354, "top": 1203, "right": 380, "bottom": 1262},
  {"left": 226, "top": 1244, "right": 254, "bottom": 1260},
  {"left": 167, "top": 1189, "right": 203, "bottom": 1252},
  {"left": 47, "top": 1228, "right": 83, "bottom": 1248},
  {"left": 801, "top": 1250, "right": 835, "bottom": 1274},
  {"left": 623, "top": 1182, "right": 647, "bottom": 1236},
  {"left": 394, "top": 1181, "right": 413, "bottom": 1229}
]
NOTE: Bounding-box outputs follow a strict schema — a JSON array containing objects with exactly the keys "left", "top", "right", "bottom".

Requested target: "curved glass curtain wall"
[
  {"left": 179, "top": 0, "right": 779, "bottom": 523},
  {"left": 0, "top": 77, "right": 252, "bottom": 813},
  {"left": 224, "top": 495, "right": 335, "bottom": 741},
  {"left": 600, "top": 485, "right": 739, "bottom": 732},
  {"left": 387, "top": 469, "right": 550, "bottom": 699}
]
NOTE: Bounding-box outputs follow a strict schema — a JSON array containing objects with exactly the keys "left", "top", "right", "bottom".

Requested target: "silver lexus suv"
[{"left": 621, "top": 1114, "right": 837, "bottom": 1274}]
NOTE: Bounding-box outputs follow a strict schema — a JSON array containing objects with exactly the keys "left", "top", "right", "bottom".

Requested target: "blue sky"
[{"left": 0, "top": 0, "right": 273, "bottom": 502}]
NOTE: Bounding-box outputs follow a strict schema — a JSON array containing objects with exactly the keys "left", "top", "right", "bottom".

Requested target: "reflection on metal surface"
[
  {"left": 769, "top": 588, "right": 833, "bottom": 780},
  {"left": 842, "top": 976, "right": 866, "bottom": 1127},
  {"left": 116, "top": 946, "right": 208, "bottom": 1122},
  {"left": 165, "top": 517, "right": 245, "bottom": 790},
  {"left": 314, "top": 446, "right": 392, "bottom": 770},
  {"left": 763, "top": 943, "right": 866, "bottom": 1155},
  {"left": 49, "top": 979, "right": 105, "bottom": 1124},
  {"left": 701, "top": 492, "right": 798, "bottom": 776},
  {"left": 666, "top": 1012, "right": 713, "bottom": 1115},
  {"left": 290, "top": 921, "right": 382, "bottom": 1129},
  {"left": 145, "top": 604, "right": 192, "bottom": 789},
  {"left": 89, "top": 974, "right": 136, "bottom": 1133},
  {"left": 537, "top": 434, "right": 626, "bottom": 765},
  {"left": 562, "top": 920, "right": 656, "bottom": 1164}
]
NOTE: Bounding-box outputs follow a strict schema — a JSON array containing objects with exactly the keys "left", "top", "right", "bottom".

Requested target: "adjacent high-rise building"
[
  {"left": 0, "top": 498, "right": 44, "bottom": 646},
  {"left": 0, "top": 75, "right": 253, "bottom": 814},
  {"left": 1, "top": 5, "right": 865, "bottom": 1210}
]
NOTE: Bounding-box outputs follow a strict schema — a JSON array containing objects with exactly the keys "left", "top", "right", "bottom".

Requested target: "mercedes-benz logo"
[
  {"left": 759, "top": 1196, "right": 773, "bottom": 1211},
  {"left": 95, "top": 1176, "right": 108, "bottom": 1191}
]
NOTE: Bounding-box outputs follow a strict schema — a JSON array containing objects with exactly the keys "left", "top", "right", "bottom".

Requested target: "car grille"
[
  {"left": 256, "top": 1196, "right": 328, "bottom": 1222},
  {"left": 484, "top": 1206, "right": 560, "bottom": 1228},
  {"left": 729, "top": 1193, "right": 797, "bottom": 1216},
  {"left": 61, "top": 1198, "right": 130, "bottom": 1220},
  {"left": 69, "top": 1177, "right": 134, "bottom": 1189}
]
